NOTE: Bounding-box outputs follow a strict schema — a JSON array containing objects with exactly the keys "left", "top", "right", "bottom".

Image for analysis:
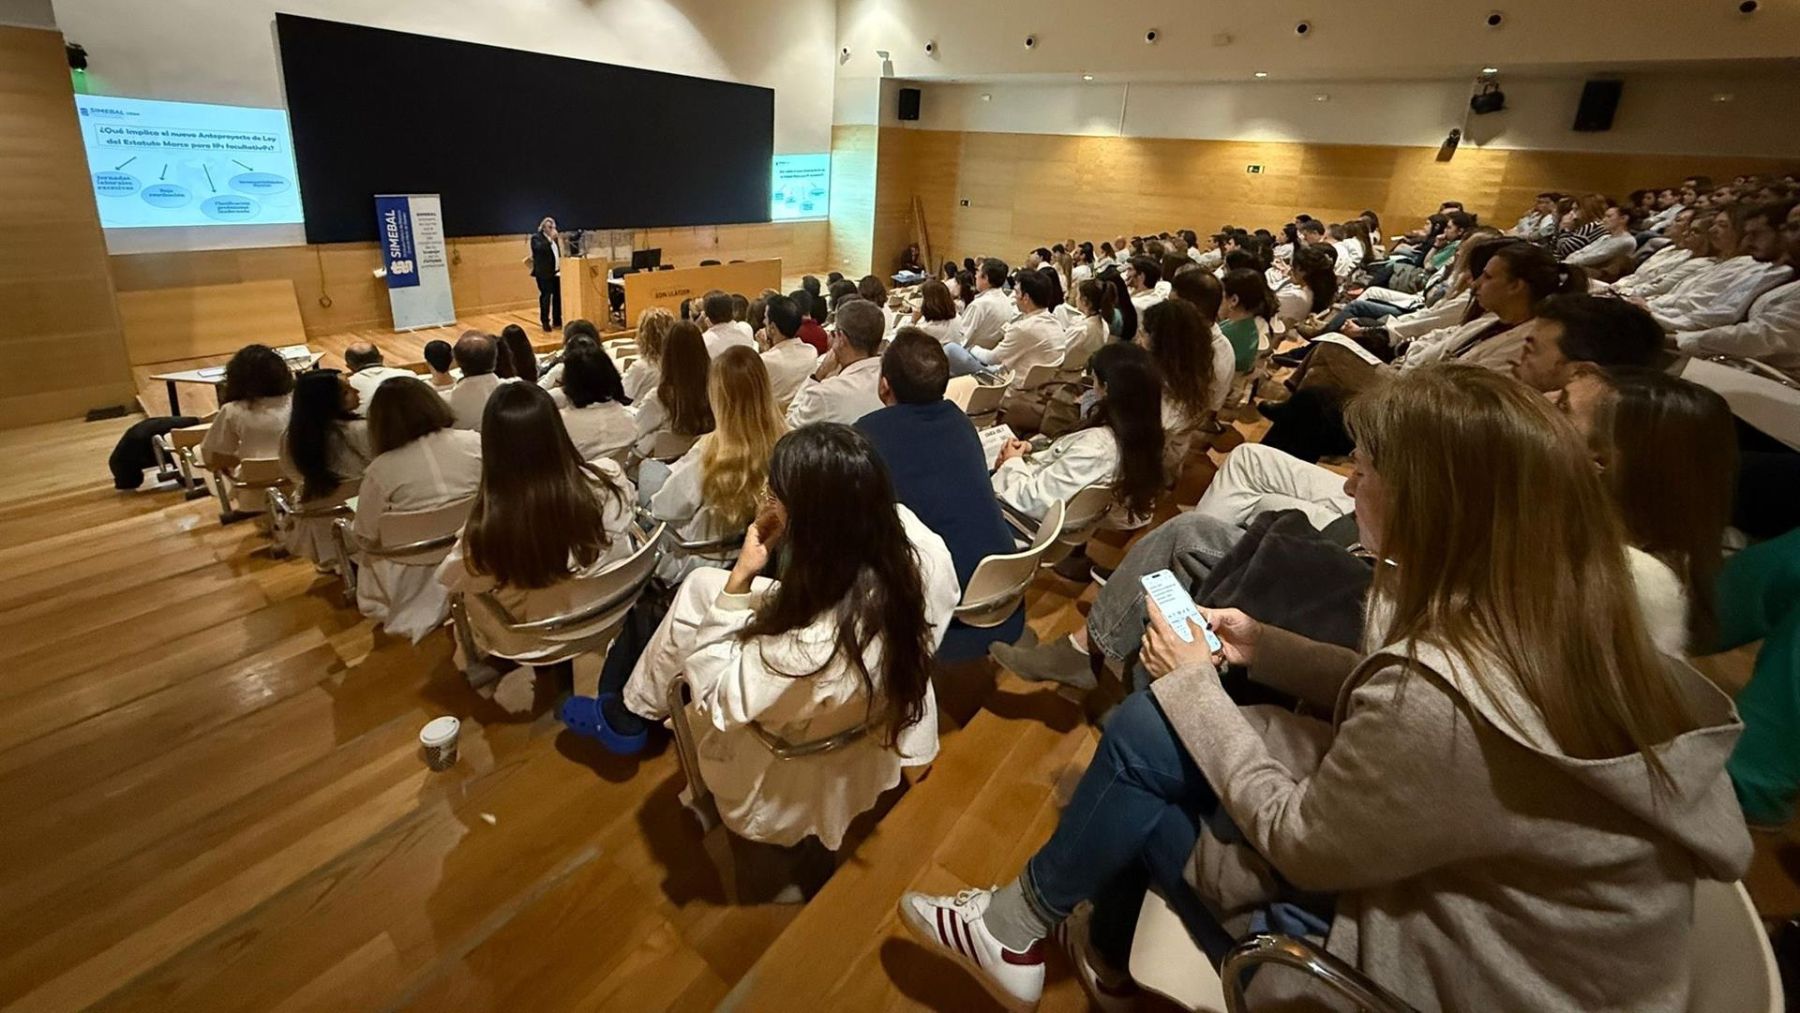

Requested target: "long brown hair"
[
  {"left": 1085, "top": 343, "right": 1164, "bottom": 518},
  {"left": 368, "top": 376, "right": 454, "bottom": 454},
  {"left": 1347, "top": 365, "right": 1697, "bottom": 786},
  {"left": 462, "top": 383, "right": 627, "bottom": 589},
  {"left": 1586, "top": 368, "right": 1737, "bottom": 648},
  {"left": 740, "top": 425, "right": 934, "bottom": 748},
  {"left": 656, "top": 321, "right": 715, "bottom": 437},
  {"left": 1139, "top": 299, "right": 1216, "bottom": 422},
  {"left": 699, "top": 347, "right": 786, "bottom": 531}
]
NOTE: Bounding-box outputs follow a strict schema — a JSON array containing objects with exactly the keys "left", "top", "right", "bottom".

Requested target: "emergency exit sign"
[{"left": 1246, "top": 164, "right": 1265, "bottom": 174}]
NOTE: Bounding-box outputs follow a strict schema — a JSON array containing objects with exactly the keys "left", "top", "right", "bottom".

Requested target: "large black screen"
[{"left": 276, "top": 14, "right": 774, "bottom": 243}]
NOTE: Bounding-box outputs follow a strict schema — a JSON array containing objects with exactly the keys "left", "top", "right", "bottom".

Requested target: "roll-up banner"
[{"left": 375, "top": 193, "right": 455, "bottom": 330}]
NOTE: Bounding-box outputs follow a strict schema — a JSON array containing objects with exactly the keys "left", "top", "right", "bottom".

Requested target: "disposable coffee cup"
[{"left": 420, "top": 716, "right": 461, "bottom": 771}]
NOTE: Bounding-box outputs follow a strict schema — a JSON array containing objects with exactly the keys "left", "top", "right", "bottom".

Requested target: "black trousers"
[{"left": 536, "top": 274, "right": 562, "bottom": 330}]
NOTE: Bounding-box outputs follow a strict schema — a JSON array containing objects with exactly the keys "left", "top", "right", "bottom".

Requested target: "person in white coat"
[
  {"left": 700, "top": 290, "right": 756, "bottom": 357},
  {"left": 960, "top": 259, "right": 1017, "bottom": 351},
  {"left": 992, "top": 343, "right": 1166, "bottom": 528},
  {"left": 611, "top": 424, "right": 959, "bottom": 850},
  {"left": 353, "top": 377, "right": 483, "bottom": 642},
  {"left": 1645, "top": 203, "right": 1794, "bottom": 333},
  {"left": 437, "top": 382, "right": 637, "bottom": 667},
  {"left": 342, "top": 342, "right": 417, "bottom": 414},
  {"left": 556, "top": 339, "right": 637, "bottom": 463},
  {"left": 1613, "top": 211, "right": 1712, "bottom": 299},
  {"left": 277, "top": 368, "right": 371, "bottom": 567},
  {"left": 444, "top": 332, "right": 505, "bottom": 431},
  {"left": 1674, "top": 202, "right": 1800, "bottom": 379},
  {"left": 949, "top": 269, "right": 1066, "bottom": 383},
  {"left": 786, "top": 299, "right": 886, "bottom": 427},
  {"left": 631, "top": 320, "right": 715, "bottom": 459},
  {"left": 619, "top": 308, "right": 673, "bottom": 404},
  {"left": 758, "top": 293, "right": 819, "bottom": 407},
  {"left": 646, "top": 346, "right": 786, "bottom": 581},
  {"left": 200, "top": 343, "right": 295, "bottom": 516},
  {"left": 905, "top": 279, "right": 968, "bottom": 351}
]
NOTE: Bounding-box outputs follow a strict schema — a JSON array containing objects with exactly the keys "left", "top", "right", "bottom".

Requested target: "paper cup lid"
[{"left": 420, "top": 716, "right": 460, "bottom": 746}]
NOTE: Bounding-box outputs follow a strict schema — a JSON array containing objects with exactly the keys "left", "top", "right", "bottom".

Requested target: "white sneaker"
[
  {"left": 898, "top": 887, "right": 1046, "bottom": 1010},
  {"left": 1053, "top": 902, "right": 1140, "bottom": 1013}
]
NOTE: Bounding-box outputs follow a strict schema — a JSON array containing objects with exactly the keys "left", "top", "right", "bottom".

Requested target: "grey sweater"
[{"left": 1151, "top": 627, "right": 1751, "bottom": 1011}]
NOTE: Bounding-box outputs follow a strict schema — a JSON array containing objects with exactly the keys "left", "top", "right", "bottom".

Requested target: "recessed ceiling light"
[
  {"left": 1254, "top": 71, "right": 1269, "bottom": 78},
  {"left": 1082, "top": 74, "right": 1094, "bottom": 81},
  {"left": 1482, "top": 67, "right": 1499, "bottom": 74},
  {"left": 1712, "top": 92, "right": 1735, "bottom": 103},
  {"left": 981, "top": 93, "right": 992, "bottom": 101}
]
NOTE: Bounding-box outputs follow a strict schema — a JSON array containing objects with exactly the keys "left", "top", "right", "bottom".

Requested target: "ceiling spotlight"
[
  {"left": 1314, "top": 93, "right": 1330, "bottom": 102},
  {"left": 1082, "top": 74, "right": 1094, "bottom": 81},
  {"left": 1482, "top": 67, "right": 1500, "bottom": 74},
  {"left": 1254, "top": 71, "right": 1269, "bottom": 78},
  {"left": 1712, "top": 92, "right": 1736, "bottom": 103},
  {"left": 981, "top": 93, "right": 992, "bottom": 102}
]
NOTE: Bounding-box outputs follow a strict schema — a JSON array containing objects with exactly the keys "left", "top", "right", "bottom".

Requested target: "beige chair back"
[
  {"left": 1015, "top": 362, "right": 1061, "bottom": 391},
  {"left": 963, "top": 380, "right": 1006, "bottom": 418},
  {"left": 372, "top": 497, "right": 475, "bottom": 566},
  {"left": 955, "top": 500, "right": 1064, "bottom": 628},
  {"left": 647, "top": 429, "right": 698, "bottom": 462},
  {"left": 1688, "top": 879, "right": 1783, "bottom": 1013},
  {"left": 232, "top": 457, "right": 287, "bottom": 489},
  {"left": 459, "top": 521, "right": 666, "bottom": 663}
]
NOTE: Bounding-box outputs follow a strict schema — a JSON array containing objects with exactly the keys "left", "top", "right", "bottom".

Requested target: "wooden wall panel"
[
  {"left": 116, "top": 280, "right": 307, "bottom": 365},
  {"left": 875, "top": 127, "right": 1799, "bottom": 262},
  {"left": 109, "top": 222, "right": 828, "bottom": 341},
  {"left": 0, "top": 26, "right": 136, "bottom": 428},
  {"left": 828, "top": 125, "right": 878, "bottom": 278}
]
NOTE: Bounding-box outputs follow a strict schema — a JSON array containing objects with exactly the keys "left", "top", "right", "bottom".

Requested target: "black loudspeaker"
[
  {"left": 1573, "top": 80, "right": 1623, "bottom": 132},
  {"left": 897, "top": 87, "right": 921, "bottom": 121}
]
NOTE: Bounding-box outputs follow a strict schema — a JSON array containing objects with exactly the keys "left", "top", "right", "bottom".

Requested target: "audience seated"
[
  {"left": 445, "top": 331, "right": 504, "bottom": 430},
  {"left": 1140, "top": 300, "right": 1223, "bottom": 466},
  {"left": 1511, "top": 292, "right": 1667, "bottom": 392},
  {"left": 960, "top": 258, "right": 1014, "bottom": 351},
  {"left": 645, "top": 345, "right": 785, "bottom": 580},
  {"left": 1613, "top": 209, "right": 1712, "bottom": 299},
  {"left": 1671, "top": 200, "right": 1800, "bottom": 376},
  {"left": 902, "top": 364, "right": 1750, "bottom": 1012},
  {"left": 947, "top": 269, "right": 1064, "bottom": 380},
  {"left": 353, "top": 376, "right": 482, "bottom": 642},
  {"left": 1513, "top": 191, "right": 1561, "bottom": 241},
  {"left": 621, "top": 308, "right": 672, "bottom": 403},
  {"left": 702, "top": 290, "right": 756, "bottom": 357},
  {"left": 201, "top": 343, "right": 295, "bottom": 478},
  {"left": 437, "top": 378, "right": 636, "bottom": 627},
  {"left": 342, "top": 342, "right": 416, "bottom": 411},
  {"left": 792, "top": 289, "right": 832, "bottom": 355},
  {"left": 537, "top": 318, "right": 599, "bottom": 402},
  {"left": 992, "top": 343, "right": 1163, "bottom": 527},
  {"left": 614, "top": 424, "right": 958, "bottom": 850},
  {"left": 496, "top": 323, "right": 540, "bottom": 384},
  {"left": 278, "top": 368, "right": 370, "bottom": 564},
  {"left": 632, "top": 320, "right": 715, "bottom": 457},
  {"left": 1554, "top": 192, "right": 1610, "bottom": 259},
  {"left": 1272, "top": 245, "right": 1337, "bottom": 332},
  {"left": 422, "top": 339, "right": 456, "bottom": 391},
  {"left": 1644, "top": 200, "right": 1794, "bottom": 333},
  {"left": 786, "top": 298, "right": 885, "bottom": 427},
  {"left": 758, "top": 294, "right": 817, "bottom": 406},
  {"left": 904, "top": 278, "right": 966, "bottom": 350},
  {"left": 1563, "top": 203, "right": 1639, "bottom": 272},
  {"left": 1125, "top": 257, "right": 1164, "bottom": 315},
  {"left": 1216, "top": 268, "right": 1275, "bottom": 374},
  {"left": 556, "top": 338, "right": 635, "bottom": 462}
]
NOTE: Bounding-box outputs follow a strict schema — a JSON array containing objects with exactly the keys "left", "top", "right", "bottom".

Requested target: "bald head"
[
  {"left": 344, "top": 341, "right": 382, "bottom": 371},
  {"left": 453, "top": 331, "right": 497, "bottom": 376}
]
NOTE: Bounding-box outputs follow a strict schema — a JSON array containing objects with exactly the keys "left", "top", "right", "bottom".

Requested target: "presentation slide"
[
  {"left": 73, "top": 96, "right": 304, "bottom": 229},
  {"left": 771, "top": 154, "right": 830, "bottom": 221}
]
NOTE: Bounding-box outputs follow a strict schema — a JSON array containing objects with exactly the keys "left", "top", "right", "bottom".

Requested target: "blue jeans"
[
  {"left": 1323, "top": 297, "right": 1413, "bottom": 335},
  {"left": 942, "top": 342, "right": 983, "bottom": 378},
  {"left": 1021, "top": 691, "right": 1237, "bottom": 968}
]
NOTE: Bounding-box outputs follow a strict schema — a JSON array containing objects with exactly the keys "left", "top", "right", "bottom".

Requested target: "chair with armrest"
[
  {"left": 961, "top": 378, "right": 1009, "bottom": 429},
  {"left": 999, "top": 482, "right": 1115, "bottom": 567},
  {"left": 935, "top": 501, "right": 1064, "bottom": 665},
  {"left": 665, "top": 673, "right": 873, "bottom": 902},
  {"left": 268, "top": 478, "right": 358, "bottom": 567},
  {"left": 213, "top": 457, "right": 288, "bottom": 527},
  {"left": 152, "top": 423, "right": 211, "bottom": 498},
  {"left": 449, "top": 520, "right": 666, "bottom": 683},
  {"left": 332, "top": 496, "right": 474, "bottom": 640},
  {"left": 1128, "top": 877, "right": 1782, "bottom": 1013}
]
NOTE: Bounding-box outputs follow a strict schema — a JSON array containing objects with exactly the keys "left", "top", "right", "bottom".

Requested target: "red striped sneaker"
[
  {"left": 1053, "top": 902, "right": 1140, "bottom": 1013},
  {"left": 898, "top": 888, "right": 1046, "bottom": 1010}
]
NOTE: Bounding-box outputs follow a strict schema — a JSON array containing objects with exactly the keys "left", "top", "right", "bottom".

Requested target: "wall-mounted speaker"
[
  {"left": 897, "top": 87, "right": 921, "bottom": 121},
  {"left": 1573, "top": 79, "right": 1623, "bottom": 132}
]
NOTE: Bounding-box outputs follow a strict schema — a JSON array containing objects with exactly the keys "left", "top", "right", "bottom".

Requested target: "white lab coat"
[
  {"left": 1615, "top": 253, "right": 1711, "bottom": 300},
  {"left": 352, "top": 427, "right": 483, "bottom": 642},
  {"left": 560, "top": 401, "right": 636, "bottom": 463},
  {"left": 785, "top": 355, "right": 884, "bottom": 427},
  {"left": 909, "top": 315, "right": 966, "bottom": 348},
  {"left": 1129, "top": 288, "right": 1165, "bottom": 316},
  {"left": 1649, "top": 256, "right": 1795, "bottom": 333},
  {"left": 761, "top": 338, "right": 819, "bottom": 407},
  {"left": 1387, "top": 292, "right": 1472, "bottom": 343},
  {"left": 1394, "top": 312, "right": 1509, "bottom": 371},
  {"left": 992, "top": 426, "right": 1118, "bottom": 525},
  {"left": 974, "top": 308, "right": 1067, "bottom": 381},
  {"left": 1563, "top": 231, "right": 1637, "bottom": 268},
  {"left": 435, "top": 462, "right": 637, "bottom": 662},
  {"left": 445, "top": 373, "right": 504, "bottom": 430},
  {"left": 201, "top": 395, "right": 292, "bottom": 512},
  {"left": 276, "top": 419, "right": 372, "bottom": 565},
  {"left": 1676, "top": 281, "right": 1800, "bottom": 379},
  {"left": 346, "top": 365, "right": 416, "bottom": 414},
  {"left": 645, "top": 434, "right": 746, "bottom": 581},
  {"left": 1207, "top": 329, "right": 1236, "bottom": 413},
  {"left": 1061, "top": 314, "right": 1107, "bottom": 371},
  {"left": 620, "top": 358, "right": 660, "bottom": 404},
  {"left": 1273, "top": 280, "right": 1317, "bottom": 332},
  {"left": 704, "top": 321, "right": 757, "bottom": 358},
  {"left": 959, "top": 287, "right": 1016, "bottom": 350},
  {"left": 622, "top": 506, "right": 958, "bottom": 848}
]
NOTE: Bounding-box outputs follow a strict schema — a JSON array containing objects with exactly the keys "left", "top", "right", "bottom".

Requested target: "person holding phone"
[
  {"left": 900, "top": 364, "right": 1747, "bottom": 1012},
  {"left": 588, "top": 425, "right": 959, "bottom": 851}
]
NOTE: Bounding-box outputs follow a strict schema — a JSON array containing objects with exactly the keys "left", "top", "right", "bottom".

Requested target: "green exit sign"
[{"left": 1246, "top": 164, "right": 1265, "bottom": 174}]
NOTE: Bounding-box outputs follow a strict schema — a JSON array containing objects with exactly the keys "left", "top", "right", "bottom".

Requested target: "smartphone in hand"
[{"left": 1140, "top": 569, "right": 1223, "bottom": 653}]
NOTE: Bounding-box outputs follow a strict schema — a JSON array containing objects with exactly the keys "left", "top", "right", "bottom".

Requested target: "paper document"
[{"left": 978, "top": 424, "right": 1017, "bottom": 470}]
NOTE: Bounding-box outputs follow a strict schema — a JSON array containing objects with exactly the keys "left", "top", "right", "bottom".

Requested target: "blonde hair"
[
  {"left": 635, "top": 307, "right": 676, "bottom": 366},
  {"left": 700, "top": 346, "right": 785, "bottom": 530},
  {"left": 1347, "top": 364, "right": 1696, "bottom": 787}
]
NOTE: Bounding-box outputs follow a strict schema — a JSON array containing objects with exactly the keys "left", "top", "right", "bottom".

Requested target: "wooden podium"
[
  {"left": 621, "top": 260, "right": 783, "bottom": 321},
  {"left": 559, "top": 255, "right": 615, "bottom": 324}
]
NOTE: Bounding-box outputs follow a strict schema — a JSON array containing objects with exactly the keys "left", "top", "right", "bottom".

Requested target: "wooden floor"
[{"left": 1, "top": 412, "right": 1793, "bottom": 1012}]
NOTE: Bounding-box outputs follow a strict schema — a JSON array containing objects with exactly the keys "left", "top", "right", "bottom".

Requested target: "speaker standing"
[{"left": 528, "top": 216, "right": 563, "bottom": 332}]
